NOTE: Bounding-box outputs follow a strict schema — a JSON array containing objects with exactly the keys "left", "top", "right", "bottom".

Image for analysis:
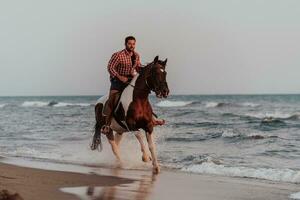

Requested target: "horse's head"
[{"left": 148, "top": 56, "right": 169, "bottom": 98}]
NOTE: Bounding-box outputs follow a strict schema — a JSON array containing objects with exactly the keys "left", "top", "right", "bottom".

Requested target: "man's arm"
[
  {"left": 107, "top": 52, "right": 120, "bottom": 78},
  {"left": 135, "top": 53, "right": 142, "bottom": 73},
  {"left": 107, "top": 52, "right": 128, "bottom": 83}
]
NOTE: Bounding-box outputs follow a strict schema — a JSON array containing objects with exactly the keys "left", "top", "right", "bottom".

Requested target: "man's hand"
[
  {"left": 131, "top": 68, "right": 137, "bottom": 76},
  {"left": 117, "top": 75, "right": 128, "bottom": 83}
]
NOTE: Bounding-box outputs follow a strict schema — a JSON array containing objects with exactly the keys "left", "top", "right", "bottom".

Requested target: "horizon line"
[{"left": 0, "top": 92, "right": 300, "bottom": 97}]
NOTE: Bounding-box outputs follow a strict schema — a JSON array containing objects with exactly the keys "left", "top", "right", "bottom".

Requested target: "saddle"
[{"left": 100, "top": 92, "right": 128, "bottom": 130}]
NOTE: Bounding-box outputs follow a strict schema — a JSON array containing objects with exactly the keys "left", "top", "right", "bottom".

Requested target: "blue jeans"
[{"left": 110, "top": 77, "right": 130, "bottom": 91}]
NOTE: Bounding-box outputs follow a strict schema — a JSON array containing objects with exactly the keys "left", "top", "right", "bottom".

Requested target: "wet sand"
[
  {"left": 0, "top": 160, "right": 299, "bottom": 200},
  {"left": 0, "top": 162, "right": 132, "bottom": 200}
]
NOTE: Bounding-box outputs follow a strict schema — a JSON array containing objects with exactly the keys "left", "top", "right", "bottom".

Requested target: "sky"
[{"left": 1, "top": 0, "right": 300, "bottom": 96}]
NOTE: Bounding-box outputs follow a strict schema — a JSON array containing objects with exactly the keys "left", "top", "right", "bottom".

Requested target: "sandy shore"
[
  {"left": 0, "top": 160, "right": 299, "bottom": 200},
  {"left": 0, "top": 162, "right": 133, "bottom": 200}
]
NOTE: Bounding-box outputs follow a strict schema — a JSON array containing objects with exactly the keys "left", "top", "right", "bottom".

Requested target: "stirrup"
[{"left": 101, "top": 125, "right": 111, "bottom": 134}]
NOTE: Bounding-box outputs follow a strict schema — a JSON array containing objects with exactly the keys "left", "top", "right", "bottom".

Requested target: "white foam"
[
  {"left": 53, "top": 102, "right": 91, "bottom": 107},
  {"left": 8, "top": 146, "right": 61, "bottom": 160},
  {"left": 156, "top": 100, "right": 192, "bottom": 107},
  {"left": 290, "top": 192, "right": 300, "bottom": 199},
  {"left": 0, "top": 104, "right": 6, "bottom": 108},
  {"left": 221, "top": 130, "right": 240, "bottom": 138},
  {"left": 21, "top": 101, "right": 91, "bottom": 107},
  {"left": 2, "top": 136, "right": 151, "bottom": 170},
  {"left": 182, "top": 162, "right": 300, "bottom": 183},
  {"left": 204, "top": 101, "right": 219, "bottom": 108},
  {"left": 21, "top": 101, "right": 49, "bottom": 107},
  {"left": 246, "top": 111, "right": 298, "bottom": 119},
  {"left": 240, "top": 102, "right": 260, "bottom": 107}
]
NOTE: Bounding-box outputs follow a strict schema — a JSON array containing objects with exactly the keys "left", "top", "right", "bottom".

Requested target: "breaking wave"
[
  {"left": 156, "top": 100, "right": 193, "bottom": 107},
  {"left": 246, "top": 112, "right": 300, "bottom": 120},
  {"left": 182, "top": 162, "right": 300, "bottom": 183},
  {"left": 290, "top": 192, "right": 300, "bottom": 199},
  {"left": 21, "top": 101, "right": 91, "bottom": 107},
  {"left": 204, "top": 101, "right": 260, "bottom": 108},
  {"left": 221, "top": 130, "right": 278, "bottom": 140}
]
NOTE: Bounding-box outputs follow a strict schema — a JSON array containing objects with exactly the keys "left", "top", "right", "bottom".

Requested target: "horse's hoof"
[
  {"left": 152, "top": 166, "right": 160, "bottom": 174},
  {"left": 142, "top": 154, "right": 152, "bottom": 162},
  {"left": 90, "top": 137, "right": 100, "bottom": 150},
  {"left": 116, "top": 160, "right": 123, "bottom": 168},
  {"left": 90, "top": 144, "right": 96, "bottom": 150}
]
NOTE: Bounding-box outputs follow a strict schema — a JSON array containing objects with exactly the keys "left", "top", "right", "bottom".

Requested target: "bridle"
[{"left": 128, "top": 62, "right": 156, "bottom": 93}]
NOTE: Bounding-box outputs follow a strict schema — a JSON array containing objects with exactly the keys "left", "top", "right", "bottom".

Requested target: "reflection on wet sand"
[{"left": 61, "top": 169, "right": 157, "bottom": 200}]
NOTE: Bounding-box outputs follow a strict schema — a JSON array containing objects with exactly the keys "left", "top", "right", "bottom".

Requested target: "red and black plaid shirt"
[{"left": 107, "top": 49, "right": 141, "bottom": 78}]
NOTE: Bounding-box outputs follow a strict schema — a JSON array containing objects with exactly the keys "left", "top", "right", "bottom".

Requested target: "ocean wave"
[
  {"left": 246, "top": 112, "right": 300, "bottom": 120},
  {"left": 53, "top": 102, "right": 91, "bottom": 107},
  {"left": 173, "top": 121, "right": 220, "bottom": 128},
  {"left": 22, "top": 101, "right": 50, "bottom": 107},
  {"left": 240, "top": 102, "right": 260, "bottom": 107},
  {"left": 204, "top": 101, "right": 260, "bottom": 108},
  {"left": 260, "top": 117, "right": 286, "bottom": 125},
  {"left": 156, "top": 100, "right": 193, "bottom": 107},
  {"left": 222, "top": 112, "right": 300, "bottom": 125},
  {"left": 21, "top": 101, "right": 91, "bottom": 107},
  {"left": 165, "top": 132, "right": 223, "bottom": 142},
  {"left": 0, "top": 104, "right": 6, "bottom": 108},
  {"left": 204, "top": 101, "right": 220, "bottom": 108},
  {"left": 180, "top": 155, "right": 222, "bottom": 165},
  {"left": 221, "top": 130, "right": 241, "bottom": 138},
  {"left": 290, "top": 192, "right": 300, "bottom": 199},
  {"left": 165, "top": 137, "right": 206, "bottom": 142},
  {"left": 182, "top": 162, "right": 300, "bottom": 183},
  {"left": 221, "top": 130, "right": 278, "bottom": 140},
  {"left": 171, "top": 110, "right": 196, "bottom": 117}
]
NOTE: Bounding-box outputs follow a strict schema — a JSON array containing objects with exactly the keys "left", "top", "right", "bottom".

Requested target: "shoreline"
[
  {"left": 0, "top": 162, "right": 133, "bottom": 200},
  {"left": 0, "top": 157, "right": 299, "bottom": 200}
]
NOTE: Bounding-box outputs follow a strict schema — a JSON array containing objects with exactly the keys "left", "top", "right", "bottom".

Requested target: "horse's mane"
[
  {"left": 139, "top": 60, "right": 165, "bottom": 75},
  {"left": 139, "top": 62, "right": 152, "bottom": 76}
]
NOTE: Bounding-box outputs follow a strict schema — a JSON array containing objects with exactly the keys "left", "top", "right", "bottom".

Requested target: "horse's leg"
[
  {"left": 146, "top": 132, "right": 160, "bottom": 174},
  {"left": 134, "top": 131, "right": 151, "bottom": 162},
  {"left": 115, "top": 132, "right": 123, "bottom": 146},
  {"left": 91, "top": 103, "right": 105, "bottom": 151},
  {"left": 106, "top": 131, "right": 121, "bottom": 164}
]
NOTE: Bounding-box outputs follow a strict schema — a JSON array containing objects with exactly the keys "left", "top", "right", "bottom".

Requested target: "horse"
[{"left": 90, "top": 56, "right": 169, "bottom": 174}]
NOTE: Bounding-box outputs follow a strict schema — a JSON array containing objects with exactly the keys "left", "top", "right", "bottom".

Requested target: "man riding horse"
[
  {"left": 91, "top": 36, "right": 169, "bottom": 174},
  {"left": 101, "top": 36, "right": 164, "bottom": 134}
]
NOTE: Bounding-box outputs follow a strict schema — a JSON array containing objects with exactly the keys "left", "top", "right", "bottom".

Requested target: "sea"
[{"left": 0, "top": 94, "right": 299, "bottom": 183}]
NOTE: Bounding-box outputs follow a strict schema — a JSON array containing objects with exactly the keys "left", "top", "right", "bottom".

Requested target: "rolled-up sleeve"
[
  {"left": 107, "top": 53, "right": 119, "bottom": 77},
  {"left": 135, "top": 53, "right": 142, "bottom": 73}
]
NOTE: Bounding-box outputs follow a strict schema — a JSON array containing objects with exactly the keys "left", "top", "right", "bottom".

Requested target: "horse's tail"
[{"left": 90, "top": 103, "right": 104, "bottom": 151}]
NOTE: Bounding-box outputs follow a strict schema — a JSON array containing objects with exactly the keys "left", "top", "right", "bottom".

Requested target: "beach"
[
  {"left": 2, "top": 0, "right": 300, "bottom": 199},
  {"left": 0, "top": 160, "right": 299, "bottom": 200},
  {"left": 0, "top": 162, "right": 132, "bottom": 200}
]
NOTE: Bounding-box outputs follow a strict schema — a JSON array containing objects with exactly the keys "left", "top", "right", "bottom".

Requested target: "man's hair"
[{"left": 125, "top": 36, "right": 136, "bottom": 44}]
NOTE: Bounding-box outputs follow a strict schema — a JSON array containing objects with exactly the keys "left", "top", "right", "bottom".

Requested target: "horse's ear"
[
  {"left": 163, "top": 58, "right": 168, "bottom": 67},
  {"left": 154, "top": 56, "right": 159, "bottom": 63}
]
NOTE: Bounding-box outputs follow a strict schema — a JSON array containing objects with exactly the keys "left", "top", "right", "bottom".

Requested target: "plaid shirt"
[{"left": 107, "top": 49, "right": 141, "bottom": 78}]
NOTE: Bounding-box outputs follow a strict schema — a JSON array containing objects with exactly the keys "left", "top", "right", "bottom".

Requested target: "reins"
[{"left": 128, "top": 63, "right": 154, "bottom": 93}]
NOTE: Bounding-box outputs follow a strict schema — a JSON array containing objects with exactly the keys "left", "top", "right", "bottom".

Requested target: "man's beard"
[{"left": 126, "top": 47, "right": 134, "bottom": 52}]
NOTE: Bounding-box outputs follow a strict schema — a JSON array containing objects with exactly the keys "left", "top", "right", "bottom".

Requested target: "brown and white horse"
[{"left": 91, "top": 56, "right": 169, "bottom": 174}]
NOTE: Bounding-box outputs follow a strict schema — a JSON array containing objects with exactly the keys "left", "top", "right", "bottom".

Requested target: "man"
[{"left": 101, "top": 36, "right": 164, "bottom": 134}]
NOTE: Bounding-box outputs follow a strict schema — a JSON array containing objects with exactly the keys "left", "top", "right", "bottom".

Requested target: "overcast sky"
[{"left": 1, "top": 0, "right": 300, "bottom": 96}]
